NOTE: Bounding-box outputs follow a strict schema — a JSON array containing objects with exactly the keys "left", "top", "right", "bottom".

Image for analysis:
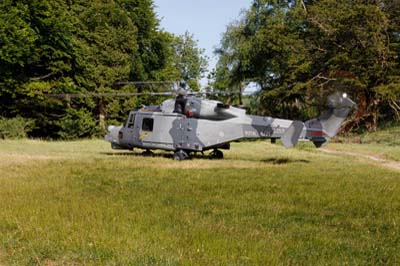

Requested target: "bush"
[
  {"left": 57, "top": 108, "right": 98, "bottom": 139},
  {"left": 0, "top": 117, "right": 34, "bottom": 139}
]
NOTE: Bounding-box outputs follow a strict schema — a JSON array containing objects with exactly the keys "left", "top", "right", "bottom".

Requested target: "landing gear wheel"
[
  {"left": 209, "top": 149, "right": 223, "bottom": 159},
  {"left": 142, "top": 149, "right": 154, "bottom": 157},
  {"left": 173, "top": 150, "right": 189, "bottom": 161}
]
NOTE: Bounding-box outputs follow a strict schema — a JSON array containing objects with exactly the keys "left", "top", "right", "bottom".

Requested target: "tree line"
[
  {"left": 1, "top": 0, "right": 399, "bottom": 139},
  {"left": 211, "top": 0, "right": 400, "bottom": 132},
  {"left": 0, "top": 0, "right": 207, "bottom": 139}
]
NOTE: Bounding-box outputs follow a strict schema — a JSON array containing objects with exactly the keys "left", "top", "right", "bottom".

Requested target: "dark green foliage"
[
  {"left": 0, "top": 0, "right": 207, "bottom": 139},
  {"left": 0, "top": 117, "right": 34, "bottom": 139},
  {"left": 213, "top": 0, "right": 400, "bottom": 130},
  {"left": 57, "top": 108, "right": 98, "bottom": 139}
]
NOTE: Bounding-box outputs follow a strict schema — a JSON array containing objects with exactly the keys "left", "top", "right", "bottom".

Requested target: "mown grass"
[{"left": 0, "top": 140, "right": 399, "bottom": 265}]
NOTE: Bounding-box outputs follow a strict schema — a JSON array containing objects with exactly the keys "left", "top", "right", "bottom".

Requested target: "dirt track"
[{"left": 321, "top": 148, "right": 400, "bottom": 172}]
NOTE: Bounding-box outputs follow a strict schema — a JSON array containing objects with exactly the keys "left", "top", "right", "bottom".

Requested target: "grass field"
[{"left": 0, "top": 139, "right": 399, "bottom": 265}]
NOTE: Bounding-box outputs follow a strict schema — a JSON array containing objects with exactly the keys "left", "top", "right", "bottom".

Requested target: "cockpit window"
[
  {"left": 142, "top": 118, "right": 154, "bottom": 132},
  {"left": 127, "top": 114, "right": 135, "bottom": 128}
]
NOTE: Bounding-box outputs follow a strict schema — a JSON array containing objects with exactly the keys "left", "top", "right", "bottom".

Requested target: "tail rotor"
[{"left": 281, "top": 93, "right": 355, "bottom": 148}]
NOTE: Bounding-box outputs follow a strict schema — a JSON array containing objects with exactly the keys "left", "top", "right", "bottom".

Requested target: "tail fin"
[
  {"left": 282, "top": 120, "right": 304, "bottom": 148},
  {"left": 305, "top": 93, "right": 355, "bottom": 147}
]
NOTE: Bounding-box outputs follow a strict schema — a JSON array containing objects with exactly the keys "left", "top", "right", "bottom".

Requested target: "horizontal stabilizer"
[{"left": 282, "top": 121, "right": 304, "bottom": 148}]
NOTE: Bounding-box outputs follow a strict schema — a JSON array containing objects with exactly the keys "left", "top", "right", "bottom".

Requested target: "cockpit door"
[{"left": 120, "top": 112, "right": 139, "bottom": 148}]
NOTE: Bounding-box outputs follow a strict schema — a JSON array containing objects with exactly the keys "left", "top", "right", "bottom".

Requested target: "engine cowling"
[{"left": 161, "top": 97, "right": 246, "bottom": 120}]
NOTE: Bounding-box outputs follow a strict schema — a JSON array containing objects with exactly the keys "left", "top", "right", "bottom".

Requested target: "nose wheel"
[
  {"left": 209, "top": 149, "right": 223, "bottom": 159},
  {"left": 173, "top": 150, "right": 190, "bottom": 161}
]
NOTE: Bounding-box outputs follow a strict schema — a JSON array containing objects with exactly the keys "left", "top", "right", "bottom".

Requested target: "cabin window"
[
  {"left": 127, "top": 114, "right": 136, "bottom": 128},
  {"left": 142, "top": 118, "right": 154, "bottom": 132}
]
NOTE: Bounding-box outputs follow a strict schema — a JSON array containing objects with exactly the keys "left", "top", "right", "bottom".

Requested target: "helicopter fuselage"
[
  {"left": 106, "top": 110, "right": 293, "bottom": 152},
  {"left": 105, "top": 95, "right": 355, "bottom": 159}
]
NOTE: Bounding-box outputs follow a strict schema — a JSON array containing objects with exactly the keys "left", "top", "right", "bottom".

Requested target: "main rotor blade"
[
  {"left": 114, "top": 81, "right": 177, "bottom": 86},
  {"left": 46, "top": 92, "right": 177, "bottom": 98},
  {"left": 46, "top": 91, "right": 240, "bottom": 98}
]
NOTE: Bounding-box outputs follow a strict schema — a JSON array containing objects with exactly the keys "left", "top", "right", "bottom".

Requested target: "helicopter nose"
[{"left": 105, "top": 125, "right": 122, "bottom": 144}]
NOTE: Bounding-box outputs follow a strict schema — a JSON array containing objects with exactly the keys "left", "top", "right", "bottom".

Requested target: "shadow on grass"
[
  {"left": 101, "top": 151, "right": 211, "bottom": 160},
  {"left": 102, "top": 152, "right": 311, "bottom": 164},
  {"left": 101, "top": 151, "right": 172, "bottom": 158},
  {"left": 262, "top": 157, "right": 310, "bottom": 165}
]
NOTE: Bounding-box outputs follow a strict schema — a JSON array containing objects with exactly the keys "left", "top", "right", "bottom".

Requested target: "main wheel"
[
  {"left": 209, "top": 149, "right": 223, "bottom": 159},
  {"left": 173, "top": 150, "right": 189, "bottom": 161}
]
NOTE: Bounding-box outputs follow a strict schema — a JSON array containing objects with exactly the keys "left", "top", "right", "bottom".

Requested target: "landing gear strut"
[
  {"left": 173, "top": 150, "right": 189, "bottom": 161},
  {"left": 142, "top": 149, "right": 154, "bottom": 157},
  {"left": 209, "top": 149, "right": 223, "bottom": 159}
]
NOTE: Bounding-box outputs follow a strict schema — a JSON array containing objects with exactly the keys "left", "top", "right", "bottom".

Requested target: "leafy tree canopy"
[
  {"left": 0, "top": 0, "right": 208, "bottom": 138},
  {"left": 213, "top": 0, "right": 400, "bottom": 131}
]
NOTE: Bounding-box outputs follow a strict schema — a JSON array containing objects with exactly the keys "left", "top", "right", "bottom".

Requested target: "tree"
[
  {"left": 70, "top": 0, "right": 139, "bottom": 132},
  {"left": 0, "top": 0, "right": 208, "bottom": 138},
  {"left": 171, "top": 31, "right": 208, "bottom": 91},
  {"left": 214, "top": 0, "right": 400, "bottom": 130},
  {"left": 0, "top": 0, "right": 77, "bottom": 137},
  {"left": 303, "top": 0, "right": 399, "bottom": 131},
  {"left": 212, "top": 22, "right": 250, "bottom": 105}
]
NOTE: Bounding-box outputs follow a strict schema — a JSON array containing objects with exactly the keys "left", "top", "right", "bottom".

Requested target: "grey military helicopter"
[{"left": 105, "top": 85, "right": 355, "bottom": 160}]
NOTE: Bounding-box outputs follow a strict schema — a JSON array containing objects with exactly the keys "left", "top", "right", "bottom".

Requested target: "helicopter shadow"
[
  {"left": 261, "top": 157, "right": 310, "bottom": 165},
  {"left": 100, "top": 151, "right": 212, "bottom": 160},
  {"left": 101, "top": 152, "right": 310, "bottom": 164},
  {"left": 101, "top": 151, "right": 172, "bottom": 159}
]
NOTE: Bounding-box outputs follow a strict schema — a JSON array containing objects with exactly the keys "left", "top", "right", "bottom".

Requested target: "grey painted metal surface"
[{"left": 105, "top": 93, "right": 355, "bottom": 159}]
